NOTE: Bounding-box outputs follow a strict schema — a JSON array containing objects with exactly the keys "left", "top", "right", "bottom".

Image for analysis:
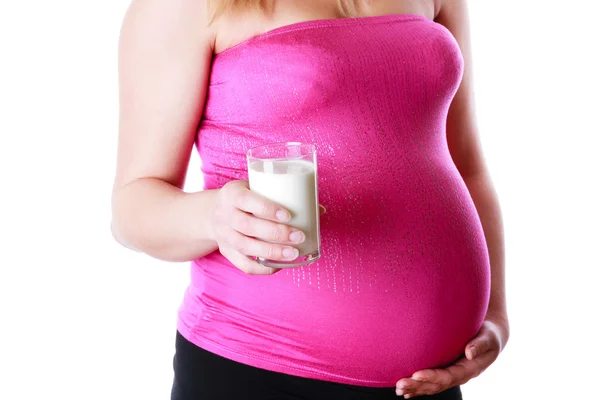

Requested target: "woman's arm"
[
  {"left": 111, "top": 0, "right": 217, "bottom": 262},
  {"left": 111, "top": 0, "right": 305, "bottom": 269},
  {"left": 397, "top": 0, "right": 508, "bottom": 396},
  {"left": 438, "top": 0, "right": 509, "bottom": 334}
]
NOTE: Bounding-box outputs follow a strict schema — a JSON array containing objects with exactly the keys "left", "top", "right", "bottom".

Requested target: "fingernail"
[
  {"left": 470, "top": 346, "right": 478, "bottom": 358},
  {"left": 282, "top": 248, "right": 299, "bottom": 260},
  {"left": 396, "top": 389, "right": 405, "bottom": 396},
  {"left": 289, "top": 230, "right": 305, "bottom": 243},
  {"left": 276, "top": 209, "right": 290, "bottom": 221}
]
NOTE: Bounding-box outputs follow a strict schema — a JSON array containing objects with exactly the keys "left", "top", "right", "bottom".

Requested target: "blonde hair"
[{"left": 210, "top": 0, "right": 363, "bottom": 18}]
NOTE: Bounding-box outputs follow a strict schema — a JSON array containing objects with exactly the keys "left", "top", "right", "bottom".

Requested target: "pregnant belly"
[
  {"left": 184, "top": 225, "right": 489, "bottom": 385},
  {"left": 185, "top": 249, "right": 489, "bottom": 386},
  {"left": 182, "top": 163, "right": 490, "bottom": 386}
]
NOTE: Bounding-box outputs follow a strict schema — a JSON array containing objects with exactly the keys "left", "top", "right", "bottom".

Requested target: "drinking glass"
[{"left": 246, "top": 142, "right": 321, "bottom": 268}]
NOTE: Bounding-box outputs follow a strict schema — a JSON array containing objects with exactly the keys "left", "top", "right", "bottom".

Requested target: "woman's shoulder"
[{"left": 120, "top": 0, "right": 216, "bottom": 53}]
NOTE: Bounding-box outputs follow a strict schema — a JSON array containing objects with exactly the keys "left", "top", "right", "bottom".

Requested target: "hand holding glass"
[{"left": 247, "top": 142, "right": 321, "bottom": 268}]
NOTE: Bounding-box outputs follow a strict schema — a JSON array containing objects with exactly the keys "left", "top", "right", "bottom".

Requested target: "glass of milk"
[{"left": 247, "top": 142, "right": 321, "bottom": 268}]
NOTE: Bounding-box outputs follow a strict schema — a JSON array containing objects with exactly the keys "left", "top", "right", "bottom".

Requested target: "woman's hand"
[
  {"left": 209, "top": 180, "right": 307, "bottom": 275},
  {"left": 395, "top": 318, "right": 509, "bottom": 398}
]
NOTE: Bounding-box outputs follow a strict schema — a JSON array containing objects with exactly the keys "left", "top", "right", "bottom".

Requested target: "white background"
[{"left": 1, "top": 1, "right": 599, "bottom": 399}]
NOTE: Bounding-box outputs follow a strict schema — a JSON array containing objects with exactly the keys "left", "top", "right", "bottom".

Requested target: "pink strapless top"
[{"left": 177, "top": 13, "right": 490, "bottom": 387}]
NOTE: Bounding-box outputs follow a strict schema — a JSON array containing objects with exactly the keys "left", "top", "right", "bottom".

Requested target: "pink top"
[{"left": 177, "top": 14, "right": 490, "bottom": 387}]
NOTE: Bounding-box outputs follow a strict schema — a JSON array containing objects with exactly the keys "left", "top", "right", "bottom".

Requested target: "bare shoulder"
[
  {"left": 115, "top": 0, "right": 216, "bottom": 190},
  {"left": 119, "top": 0, "right": 216, "bottom": 54},
  {"left": 436, "top": 0, "right": 469, "bottom": 28}
]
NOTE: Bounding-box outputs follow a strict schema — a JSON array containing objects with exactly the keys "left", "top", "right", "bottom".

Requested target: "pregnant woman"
[{"left": 111, "top": 0, "right": 509, "bottom": 398}]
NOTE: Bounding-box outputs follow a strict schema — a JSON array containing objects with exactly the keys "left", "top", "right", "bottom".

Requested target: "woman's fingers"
[
  {"left": 228, "top": 182, "right": 327, "bottom": 222},
  {"left": 229, "top": 230, "right": 299, "bottom": 261},
  {"left": 397, "top": 321, "right": 505, "bottom": 397},
  {"left": 214, "top": 181, "right": 310, "bottom": 275},
  {"left": 219, "top": 245, "right": 280, "bottom": 275},
  {"left": 442, "top": 358, "right": 484, "bottom": 384},
  {"left": 396, "top": 379, "right": 442, "bottom": 398},
  {"left": 466, "top": 333, "right": 491, "bottom": 360},
  {"left": 411, "top": 368, "right": 455, "bottom": 386},
  {"left": 231, "top": 184, "right": 291, "bottom": 222},
  {"left": 214, "top": 181, "right": 327, "bottom": 275},
  {"left": 230, "top": 209, "right": 305, "bottom": 244},
  {"left": 410, "top": 355, "right": 491, "bottom": 389},
  {"left": 466, "top": 321, "right": 502, "bottom": 360}
]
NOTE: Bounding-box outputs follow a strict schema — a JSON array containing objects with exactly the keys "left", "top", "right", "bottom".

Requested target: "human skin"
[{"left": 111, "top": 0, "right": 509, "bottom": 396}]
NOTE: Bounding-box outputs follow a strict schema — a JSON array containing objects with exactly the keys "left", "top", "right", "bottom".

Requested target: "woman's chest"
[{"left": 213, "top": 0, "right": 437, "bottom": 54}]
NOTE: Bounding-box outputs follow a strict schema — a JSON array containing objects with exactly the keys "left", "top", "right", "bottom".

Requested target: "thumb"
[{"left": 465, "top": 331, "right": 493, "bottom": 360}]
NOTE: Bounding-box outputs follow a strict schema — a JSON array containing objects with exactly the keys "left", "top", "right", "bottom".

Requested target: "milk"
[{"left": 248, "top": 160, "right": 320, "bottom": 260}]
